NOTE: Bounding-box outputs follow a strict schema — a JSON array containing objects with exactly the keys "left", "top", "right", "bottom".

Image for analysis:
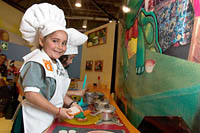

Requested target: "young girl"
[{"left": 11, "top": 3, "right": 86, "bottom": 133}]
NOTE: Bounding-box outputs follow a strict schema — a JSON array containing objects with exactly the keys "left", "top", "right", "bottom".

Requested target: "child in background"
[
  {"left": 59, "top": 42, "right": 88, "bottom": 97},
  {"left": 8, "top": 60, "right": 19, "bottom": 75},
  {"left": 7, "top": 60, "right": 19, "bottom": 83},
  {"left": 0, "top": 54, "right": 7, "bottom": 78},
  {"left": 0, "top": 54, "right": 7, "bottom": 87},
  {"left": 11, "top": 3, "right": 87, "bottom": 133},
  {"left": 59, "top": 45, "right": 78, "bottom": 69}
]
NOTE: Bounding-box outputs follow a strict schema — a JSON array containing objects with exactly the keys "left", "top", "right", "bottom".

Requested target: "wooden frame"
[
  {"left": 94, "top": 60, "right": 103, "bottom": 72},
  {"left": 85, "top": 60, "right": 93, "bottom": 71}
]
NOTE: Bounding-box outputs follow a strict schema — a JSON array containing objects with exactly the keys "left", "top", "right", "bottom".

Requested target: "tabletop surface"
[{"left": 46, "top": 89, "right": 140, "bottom": 133}]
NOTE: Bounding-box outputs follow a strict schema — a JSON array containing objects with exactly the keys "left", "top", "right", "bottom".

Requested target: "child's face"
[
  {"left": 40, "top": 30, "right": 67, "bottom": 60},
  {"left": 66, "top": 54, "right": 76, "bottom": 66},
  {"left": 60, "top": 54, "right": 76, "bottom": 68}
]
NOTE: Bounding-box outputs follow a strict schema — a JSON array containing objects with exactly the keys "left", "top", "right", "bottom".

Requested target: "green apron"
[{"left": 11, "top": 106, "right": 24, "bottom": 133}]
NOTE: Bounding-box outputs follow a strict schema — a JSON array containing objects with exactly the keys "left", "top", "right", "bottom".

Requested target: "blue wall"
[{"left": 0, "top": 40, "right": 30, "bottom": 61}]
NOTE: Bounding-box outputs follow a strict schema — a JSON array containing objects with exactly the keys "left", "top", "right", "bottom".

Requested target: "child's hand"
[
  {"left": 67, "top": 106, "right": 81, "bottom": 116},
  {"left": 57, "top": 108, "right": 74, "bottom": 119}
]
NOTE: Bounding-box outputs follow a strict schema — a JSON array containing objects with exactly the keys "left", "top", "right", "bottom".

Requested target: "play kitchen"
[
  {"left": 70, "top": 90, "right": 124, "bottom": 126},
  {"left": 46, "top": 90, "right": 136, "bottom": 133},
  {"left": 46, "top": 75, "right": 137, "bottom": 132},
  {"left": 47, "top": 92, "right": 129, "bottom": 133},
  {"left": 85, "top": 91, "right": 118, "bottom": 122}
]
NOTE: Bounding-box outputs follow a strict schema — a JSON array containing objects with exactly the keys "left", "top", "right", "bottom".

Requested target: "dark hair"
[
  {"left": 59, "top": 55, "right": 69, "bottom": 63},
  {"left": 59, "top": 55, "right": 70, "bottom": 69},
  {"left": 10, "top": 60, "right": 15, "bottom": 63}
]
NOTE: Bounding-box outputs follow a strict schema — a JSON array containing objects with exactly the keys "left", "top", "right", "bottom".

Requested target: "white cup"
[
  {"left": 69, "top": 130, "right": 76, "bottom": 133},
  {"left": 59, "top": 130, "right": 68, "bottom": 133}
]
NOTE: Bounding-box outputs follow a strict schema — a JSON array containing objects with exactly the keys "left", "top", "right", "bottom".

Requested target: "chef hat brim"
[
  {"left": 64, "top": 28, "right": 88, "bottom": 55},
  {"left": 66, "top": 28, "right": 88, "bottom": 46}
]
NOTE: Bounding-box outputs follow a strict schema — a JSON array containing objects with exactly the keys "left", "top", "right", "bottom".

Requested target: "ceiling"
[{"left": 3, "top": 0, "right": 124, "bottom": 32}]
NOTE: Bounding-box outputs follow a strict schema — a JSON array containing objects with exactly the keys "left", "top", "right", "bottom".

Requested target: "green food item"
[{"left": 75, "top": 112, "right": 85, "bottom": 119}]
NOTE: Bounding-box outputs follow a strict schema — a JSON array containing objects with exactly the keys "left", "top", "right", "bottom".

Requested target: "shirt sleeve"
[
  {"left": 24, "top": 87, "right": 40, "bottom": 92},
  {"left": 19, "top": 62, "right": 56, "bottom": 100},
  {"left": 20, "top": 62, "right": 46, "bottom": 90}
]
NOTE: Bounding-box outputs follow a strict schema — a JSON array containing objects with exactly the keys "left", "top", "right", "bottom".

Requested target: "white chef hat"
[
  {"left": 20, "top": 3, "right": 87, "bottom": 50},
  {"left": 64, "top": 28, "right": 88, "bottom": 55}
]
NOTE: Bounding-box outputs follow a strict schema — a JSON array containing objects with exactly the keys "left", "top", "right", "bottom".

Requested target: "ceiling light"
[
  {"left": 82, "top": 20, "right": 87, "bottom": 28},
  {"left": 122, "top": 5, "right": 130, "bottom": 13},
  {"left": 75, "top": 0, "right": 82, "bottom": 7},
  {"left": 109, "top": 18, "right": 113, "bottom": 23}
]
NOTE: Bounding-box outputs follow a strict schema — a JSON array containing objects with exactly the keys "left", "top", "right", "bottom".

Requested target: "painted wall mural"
[
  {"left": 154, "top": 0, "right": 194, "bottom": 52},
  {"left": 135, "top": 9, "right": 161, "bottom": 75},
  {"left": 116, "top": 0, "right": 200, "bottom": 132}
]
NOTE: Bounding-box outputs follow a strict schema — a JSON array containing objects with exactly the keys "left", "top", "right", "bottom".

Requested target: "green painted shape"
[
  {"left": 138, "top": 8, "right": 162, "bottom": 53},
  {"left": 126, "top": 0, "right": 143, "bottom": 29},
  {"left": 144, "top": 23, "right": 153, "bottom": 44},
  {"left": 128, "top": 85, "right": 200, "bottom": 128},
  {"left": 135, "top": 8, "right": 162, "bottom": 75},
  {"left": 123, "top": 45, "right": 129, "bottom": 79},
  {"left": 136, "top": 26, "right": 145, "bottom": 75},
  {"left": 120, "top": 29, "right": 129, "bottom": 79}
]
